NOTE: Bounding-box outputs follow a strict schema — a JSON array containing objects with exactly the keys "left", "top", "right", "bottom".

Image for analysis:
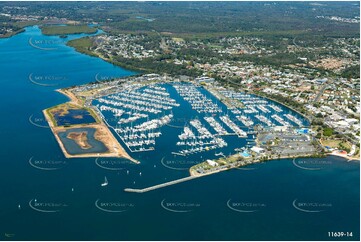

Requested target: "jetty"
[{"left": 124, "top": 176, "right": 197, "bottom": 193}]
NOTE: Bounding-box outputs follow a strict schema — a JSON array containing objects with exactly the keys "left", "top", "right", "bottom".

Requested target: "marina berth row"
[
  {"left": 173, "top": 83, "right": 222, "bottom": 113},
  {"left": 268, "top": 104, "right": 283, "bottom": 112},
  {"left": 255, "top": 114, "right": 274, "bottom": 127},
  {"left": 236, "top": 115, "right": 254, "bottom": 127},
  {"left": 219, "top": 115, "right": 247, "bottom": 137},
  {"left": 174, "top": 119, "right": 228, "bottom": 156},
  {"left": 271, "top": 114, "right": 291, "bottom": 126},
  {"left": 284, "top": 113, "right": 303, "bottom": 126},
  {"left": 257, "top": 105, "right": 271, "bottom": 113},
  {"left": 204, "top": 116, "right": 229, "bottom": 135}
]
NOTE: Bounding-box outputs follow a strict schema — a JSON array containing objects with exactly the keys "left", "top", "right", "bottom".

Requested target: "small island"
[{"left": 67, "top": 131, "right": 92, "bottom": 149}]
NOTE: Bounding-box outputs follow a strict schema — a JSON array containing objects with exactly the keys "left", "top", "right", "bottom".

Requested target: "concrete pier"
[{"left": 124, "top": 176, "right": 197, "bottom": 193}]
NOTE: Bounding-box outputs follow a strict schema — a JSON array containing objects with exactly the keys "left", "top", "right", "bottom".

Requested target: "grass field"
[
  {"left": 67, "top": 37, "right": 98, "bottom": 56},
  {"left": 41, "top": 25, "right": 97, "bottom": 35},
  {"left": 321, "top": 139, "right": 351, "bottom": 149}
]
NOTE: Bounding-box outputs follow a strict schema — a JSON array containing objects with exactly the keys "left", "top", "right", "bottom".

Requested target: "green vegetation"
[
  {"left": 323, "top": 127, "right": 334, "bottom": 137},
  {"left": 13, "top": 21, "right": 41, "bottom": 28},
  {"left": 41, "top": 25, "right": 97, "bottom": 35},
  {"left": 0, "top": 28, "right": 24, "bottom": 38},
  {"left": 112, "top": 56, "right": 201, "bottom": 77},
  {"left": 341, "top": 65, "right": 360, "bottom": 79},
  {"left": 67, "top": 36, "right": 202, "bottom": 77},
  {"left": 338, "top": 142, "right": 351, "bottom": 153},
  {"left": 67, "top": 37, "right": 98, "bottom": 57},
  {"left": 232, "top": 52, "right": 304, "bottom": 67},
  {"left": 0, "top": 19, "right": 43, "bottom": 38},
  {"left": 1, "top": 2, "right": 359, "bottom": 37}
]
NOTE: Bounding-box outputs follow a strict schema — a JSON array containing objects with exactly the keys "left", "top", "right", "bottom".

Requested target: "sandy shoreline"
[
  {"left": 327, "top": 152, "right": 360, "bottom": 161},
  {"left": 56, "top": 88, "right": 80, "bottom": 104}
]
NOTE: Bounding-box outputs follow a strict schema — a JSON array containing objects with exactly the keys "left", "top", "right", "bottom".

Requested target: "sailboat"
[{"left": 101, "top": 176, "right": 108, "bottom": 187}]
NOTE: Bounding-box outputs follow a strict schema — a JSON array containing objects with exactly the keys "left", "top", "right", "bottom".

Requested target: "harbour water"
[
  {"left": 58, "top": 128, "right": 109, "bottom": 155},
  {"left": 53, "top": 109, "right": 97, "bottom": 126},
  {"left": 0, "top": 26, "right": 359, "bottom": 241}
]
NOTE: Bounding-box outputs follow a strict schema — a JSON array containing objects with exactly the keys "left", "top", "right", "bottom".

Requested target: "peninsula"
[{"left": 43, "top": 88, "right": 139, "bottom": 163}]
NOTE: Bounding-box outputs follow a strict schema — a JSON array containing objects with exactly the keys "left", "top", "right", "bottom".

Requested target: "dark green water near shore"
[{"left": 0, "top": 26, "right": 359, "bottom": 241}]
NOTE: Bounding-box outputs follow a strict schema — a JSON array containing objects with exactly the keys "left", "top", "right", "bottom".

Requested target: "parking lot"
[{"left": 257, "top": 129, "right": 317, "bottom": 156}]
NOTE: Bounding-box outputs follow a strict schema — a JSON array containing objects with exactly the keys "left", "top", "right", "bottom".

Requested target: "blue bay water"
[{"left": 0, "top": 26, "right": 359, "bottom": 241}]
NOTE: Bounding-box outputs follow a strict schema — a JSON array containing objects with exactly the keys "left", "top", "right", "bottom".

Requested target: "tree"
[{"left": 323, "top": 127, "right": 334, "bottom": 137}]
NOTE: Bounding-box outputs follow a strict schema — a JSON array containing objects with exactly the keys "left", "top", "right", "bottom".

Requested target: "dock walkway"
[{"left": 124, "top": 176, "right": 197, "bottom": 193}]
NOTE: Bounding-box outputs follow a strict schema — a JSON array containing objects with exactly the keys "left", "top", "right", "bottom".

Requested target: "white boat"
[{"left": 101, "top": 176, "right": 108, "bottom": 187}]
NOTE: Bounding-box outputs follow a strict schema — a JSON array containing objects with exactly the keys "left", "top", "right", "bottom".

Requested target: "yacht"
[{"left": 101, "top": 176, "right": 108, "bottom": 187}]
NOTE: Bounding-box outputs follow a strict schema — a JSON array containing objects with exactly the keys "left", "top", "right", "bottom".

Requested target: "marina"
[
  {"left": 91, "top": 81, "right": 309, "bottom": 160},
  {"left": 94, "top": 84, "right": 179, "bottom": 152}
]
